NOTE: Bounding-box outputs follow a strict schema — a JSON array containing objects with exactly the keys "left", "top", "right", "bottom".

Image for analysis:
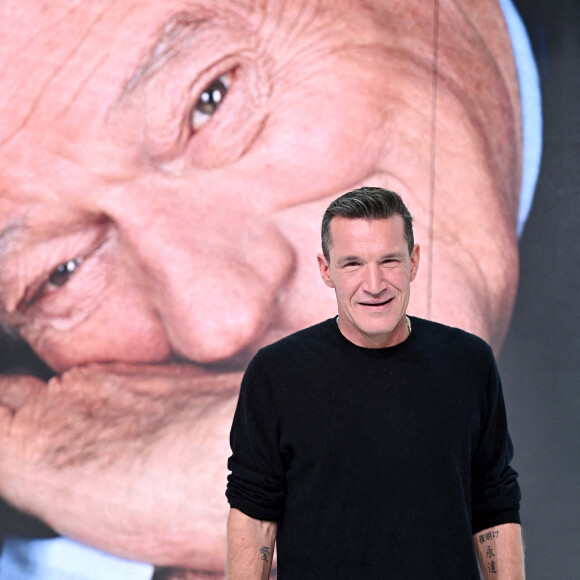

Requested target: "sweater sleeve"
[
  {"left": 226, "top": 352, "right": 286, "bottom": 522},
  {"left": 471, "top": 348, "right": 521, "bottom": 534}
]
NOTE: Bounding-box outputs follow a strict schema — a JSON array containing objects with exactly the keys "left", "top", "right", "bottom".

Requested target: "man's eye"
[
  {"left": 47, "top": 257, "right": 84, "bottom": 288},
  {"left": 190, "top": 73, "right": 231, "bottom": 131}
]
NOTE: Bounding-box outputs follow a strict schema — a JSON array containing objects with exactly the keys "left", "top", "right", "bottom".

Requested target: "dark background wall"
[{"left": 501, "top": 1, "right": 580, "bottom": 577}]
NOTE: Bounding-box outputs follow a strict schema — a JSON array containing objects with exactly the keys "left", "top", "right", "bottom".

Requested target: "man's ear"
[
  {"left": 410, "top": 244, "right": 420, "bottom": 282},
  {"left": 317, "top": 254, "right": 335, "bottom": 288}
]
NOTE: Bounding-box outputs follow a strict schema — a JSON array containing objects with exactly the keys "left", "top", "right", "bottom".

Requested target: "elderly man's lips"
[{"left": 92, "top": 361, "right": 245, "bottom": 395}]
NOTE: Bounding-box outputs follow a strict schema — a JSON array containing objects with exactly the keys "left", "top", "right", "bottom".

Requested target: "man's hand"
[{"left": 0, "top": 363, "right": 240, "bottom": 572}]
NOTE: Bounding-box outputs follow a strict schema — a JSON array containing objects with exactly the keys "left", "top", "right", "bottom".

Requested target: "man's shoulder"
[
  {"left": 410, "top": 316, "right": 493, "bottom": 357},
  {"left": 259, "top": 318, "right": 336, "bottom": 357},
  {"left": 245, "top": 319, "right": 338, "bottom": 381}
]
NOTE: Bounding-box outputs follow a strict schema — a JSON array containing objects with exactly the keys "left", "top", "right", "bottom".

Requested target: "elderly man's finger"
[{"left": 0, "top": 375, "right": 46, "bottom": 411}]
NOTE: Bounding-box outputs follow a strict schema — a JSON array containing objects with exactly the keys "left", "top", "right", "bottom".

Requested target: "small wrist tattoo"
[{"left": 260, "top": 547, "right": 270, "bottom": 562}]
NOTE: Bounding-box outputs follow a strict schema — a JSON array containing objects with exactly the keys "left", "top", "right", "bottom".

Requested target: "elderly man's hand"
[{"left": 0, "top": 363, "right": 239, "bottom": 572}]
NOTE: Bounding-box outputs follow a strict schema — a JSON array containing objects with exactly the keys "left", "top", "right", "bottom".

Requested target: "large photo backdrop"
[{"left": 0, "top": 0, "right": 577, "bottom": 578}]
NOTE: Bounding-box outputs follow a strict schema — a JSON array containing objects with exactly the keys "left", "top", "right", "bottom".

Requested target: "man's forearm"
[
  {"left": 473, "top": 523, "right": 525, "bottom": 579},
  {"left": 226, "top": 508, "right": 277, "bottom": 580}
]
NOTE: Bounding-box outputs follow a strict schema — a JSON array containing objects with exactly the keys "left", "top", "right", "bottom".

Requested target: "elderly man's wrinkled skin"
[{"left": 0, "top": 0, "right": 521, "bottom": 574}]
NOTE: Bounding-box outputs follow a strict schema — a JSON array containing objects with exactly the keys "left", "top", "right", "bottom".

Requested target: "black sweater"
[{"left": 227, "top": 317, "right": 520, "bottom": 579}]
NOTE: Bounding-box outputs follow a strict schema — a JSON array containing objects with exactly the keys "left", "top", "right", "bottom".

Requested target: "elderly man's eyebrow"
[
  {"left": 0, "top": 222, "right": 26, "bottom": 261},
  {"left": 121, "top": 10, "right": 216, "bottom": 97}
]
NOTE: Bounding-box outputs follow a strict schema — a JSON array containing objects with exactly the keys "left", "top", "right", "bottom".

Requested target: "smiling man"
[
  {"left": 226, "top": 187, "right": 524, "bottom": 579},
  {"left": 0, "top": 0, "right": 533, "bottom": 577},
  {"left": 318, "top": 212, "right": 420, "bottom": 349}
]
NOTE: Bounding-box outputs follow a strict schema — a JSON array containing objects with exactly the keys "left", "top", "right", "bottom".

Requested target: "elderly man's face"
[{"left": 0, "top": 0, "right": 520, "bottom": 372}]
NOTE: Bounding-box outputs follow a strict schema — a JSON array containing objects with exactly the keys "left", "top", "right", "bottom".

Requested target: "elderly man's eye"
[
  {"left": 16, "top": 256, "right": 85, "bottom": 313},
  {"left": 191, "top": 73, "right": 231, "bottom": 131},
  {"left": 47, "top": 258, "right": 84, "bottom": 288}
]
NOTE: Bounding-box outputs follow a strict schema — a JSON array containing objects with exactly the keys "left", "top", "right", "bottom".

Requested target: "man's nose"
[
  {"left": 123, "top": 213, "right": 295, "bottom": 365},
  {"left": 362, "top": 263, "right": 386, "bottom": 295}
]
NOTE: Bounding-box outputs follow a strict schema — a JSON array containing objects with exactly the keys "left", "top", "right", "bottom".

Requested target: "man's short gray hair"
[{"left": 321, "top": 187, "right": 414, "bottom": 260}]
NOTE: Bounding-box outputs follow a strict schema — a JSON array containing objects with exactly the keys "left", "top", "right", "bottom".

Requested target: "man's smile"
[{"left": 359, "top": 297, "right": 394, "bottom": 307}]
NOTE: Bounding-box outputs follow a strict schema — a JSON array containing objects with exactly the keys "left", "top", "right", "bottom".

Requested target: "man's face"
[
  {"left": 318, "top": 216, "right": 419, "bottom": 348},
  {"left": 0, "top": 0, "right": 520, "bottom": 374}
]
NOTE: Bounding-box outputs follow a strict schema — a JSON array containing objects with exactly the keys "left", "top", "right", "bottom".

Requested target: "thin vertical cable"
[{"left": 427, "top": 0, "right": 440, "bottom": 319}]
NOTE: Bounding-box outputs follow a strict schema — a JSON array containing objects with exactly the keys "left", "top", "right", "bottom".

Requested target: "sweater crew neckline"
[{"left": 328, "top": 315, "right": 416, "bottom": 356}]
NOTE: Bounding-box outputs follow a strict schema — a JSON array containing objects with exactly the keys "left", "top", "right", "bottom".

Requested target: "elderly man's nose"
[{"left": 149, "top": 220, "right": 296, "bottom": 365}]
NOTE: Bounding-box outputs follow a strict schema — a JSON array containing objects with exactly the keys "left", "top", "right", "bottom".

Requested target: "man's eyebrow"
[
  {"left": 336, "top": 252, "right": 405, "bottom": 265},
  {"left": 120, "top": 10, "right": 215, "bottom": 97},
  {"left": 380, "top": 252, "right": 406, "bottom": 260}
]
